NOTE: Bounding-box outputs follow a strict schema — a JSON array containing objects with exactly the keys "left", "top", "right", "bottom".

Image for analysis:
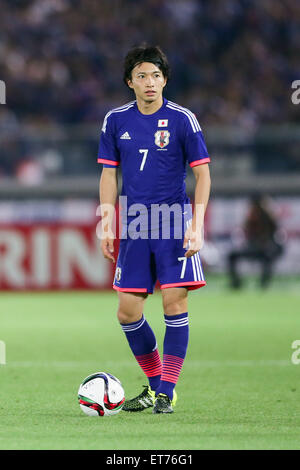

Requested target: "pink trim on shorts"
[
  {"left": 113, "top": 285, "right": 148, "bottom": 293},
  {"left": 160, "top": 281, "right": 206, "bottom": 290}
]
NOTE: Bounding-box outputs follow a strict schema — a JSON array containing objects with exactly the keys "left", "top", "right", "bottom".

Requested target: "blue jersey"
[{"left": 98, "top": 98, "right": 210, "bottom": 208}]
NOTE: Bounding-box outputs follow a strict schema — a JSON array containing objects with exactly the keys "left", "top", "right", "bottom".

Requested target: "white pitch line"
[
  {"left": 3, "top": 359, "right": 292, "bottom": 368},
  {"left": 188, "top": 359, "right": 292, "bottom": 367}
]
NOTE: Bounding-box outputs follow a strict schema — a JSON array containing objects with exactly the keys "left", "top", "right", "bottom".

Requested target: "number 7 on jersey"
[{"left": 139, "top": 149, "right": 149, "bottom": 171}]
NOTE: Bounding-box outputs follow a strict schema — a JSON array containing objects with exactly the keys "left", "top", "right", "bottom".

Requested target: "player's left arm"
[{"left": 183, "top": 163, "right": 211, "bottom": 258}]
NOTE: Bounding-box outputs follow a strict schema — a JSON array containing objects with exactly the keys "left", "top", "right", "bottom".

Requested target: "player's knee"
[
  {"left": 116, "top": 292, "right": 147, "bottom": 324},
  {"left": 163, "top": 297, "right": 188, "bottom": 316},
  {"left": 117, "top": 306, "right": 144, "bottom": 325},
  {"left": 116, "top": 309, "right": 130, "bottom": 324},
  {"left": 117, "top": 308, "right": 135, "bottom": 324},
  {"left": 116, "top": 310, "right": 127, "bottom": 324}
]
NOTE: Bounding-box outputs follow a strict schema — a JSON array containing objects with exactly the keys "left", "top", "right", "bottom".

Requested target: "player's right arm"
[
  {"left": 98, "top": 111, "right": 120, "bottom": 263},
  {"left": 99, "top": 167, "right": 118, "bottom": 263}
]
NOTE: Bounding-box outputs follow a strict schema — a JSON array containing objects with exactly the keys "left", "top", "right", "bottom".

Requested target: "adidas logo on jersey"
[{"left": 120, "top": 132, "right": 131, "bottom": 140}]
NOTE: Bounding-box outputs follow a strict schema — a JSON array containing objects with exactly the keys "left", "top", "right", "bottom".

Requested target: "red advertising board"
[{"left": 0, "top": 223, "right": 113, "bottom": 290}]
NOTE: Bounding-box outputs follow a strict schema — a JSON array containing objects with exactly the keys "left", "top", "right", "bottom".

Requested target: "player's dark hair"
[{"left": 123, "top": 44, "right": 170, "bottom": 87}]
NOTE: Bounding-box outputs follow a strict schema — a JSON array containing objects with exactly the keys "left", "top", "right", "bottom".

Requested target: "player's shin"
[
  {"left": 120, "top": 315, "right": 162, "bottom": 392},
  {"left": 156, "top": 312, "right": 189, "bottom": 400}
]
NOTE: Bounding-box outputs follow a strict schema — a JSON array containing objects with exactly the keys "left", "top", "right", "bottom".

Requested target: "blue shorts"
[{"left": 113, "top": 209, "right": 206, "bottom": 294}]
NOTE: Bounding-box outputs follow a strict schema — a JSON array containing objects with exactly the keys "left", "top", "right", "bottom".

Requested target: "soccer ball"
[{"left": 78, "top": 372, "right": 125, "bottom": 417}]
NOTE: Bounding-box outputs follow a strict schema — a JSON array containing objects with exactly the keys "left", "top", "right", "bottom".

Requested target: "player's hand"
[
  {"left": 101, "top": 236, "right": 115, "bottom": 263},
  {"left": 183, "top": 224, "right": 203, "bottom": 258}
]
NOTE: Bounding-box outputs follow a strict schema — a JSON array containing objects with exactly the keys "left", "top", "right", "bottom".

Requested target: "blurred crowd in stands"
[{"left": 0, "top": 0, "right": 299, "bottom": 180}]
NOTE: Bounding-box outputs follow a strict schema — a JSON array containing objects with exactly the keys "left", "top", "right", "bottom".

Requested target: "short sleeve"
[
  {"left": 183, "top": 114, "right": 210, "bottom": 167},
  {"left": 97, "top": 112, "right": 120, "bottom": 167}
]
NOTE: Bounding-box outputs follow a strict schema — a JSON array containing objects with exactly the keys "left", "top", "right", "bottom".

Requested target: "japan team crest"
[{"left": 155, "top": 130, "right": 170, "bottom": 148}]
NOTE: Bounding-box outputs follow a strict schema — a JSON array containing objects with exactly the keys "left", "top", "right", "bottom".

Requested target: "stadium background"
[
  {"left": 0, "top": 0, "right": 299, "bottom": 290},
  {"left": 0, "top": 0, "right": 300, "bottom": 451}
]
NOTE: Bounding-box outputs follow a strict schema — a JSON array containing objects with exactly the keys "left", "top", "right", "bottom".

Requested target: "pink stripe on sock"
[
  {"left": 135, "top": 349, "right": 162, "bottom": 378},
  {"left": 161, "top": 354, "right": 184, "bottom": 384}
]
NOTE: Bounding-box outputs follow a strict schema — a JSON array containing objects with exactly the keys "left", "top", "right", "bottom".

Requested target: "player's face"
[{"left": 127, "top": 62, "right": 167, "bottom": 104}]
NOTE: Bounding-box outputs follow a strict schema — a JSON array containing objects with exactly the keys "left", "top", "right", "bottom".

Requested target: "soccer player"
[{"left": 98, "top": 45, "right": 211, "bottom": 414}]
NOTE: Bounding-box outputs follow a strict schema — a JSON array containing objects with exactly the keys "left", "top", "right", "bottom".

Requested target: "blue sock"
[
  {"left": 156, "top": 312, "right": 189, "bottom": 399},
  {"left": 120, "top": 315, "right": 162, "bottom": 392}
]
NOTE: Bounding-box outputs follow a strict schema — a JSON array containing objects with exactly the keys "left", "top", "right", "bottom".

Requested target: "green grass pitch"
[{"left": 0, "top": 280, "right": 299, "bottom": 450}]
